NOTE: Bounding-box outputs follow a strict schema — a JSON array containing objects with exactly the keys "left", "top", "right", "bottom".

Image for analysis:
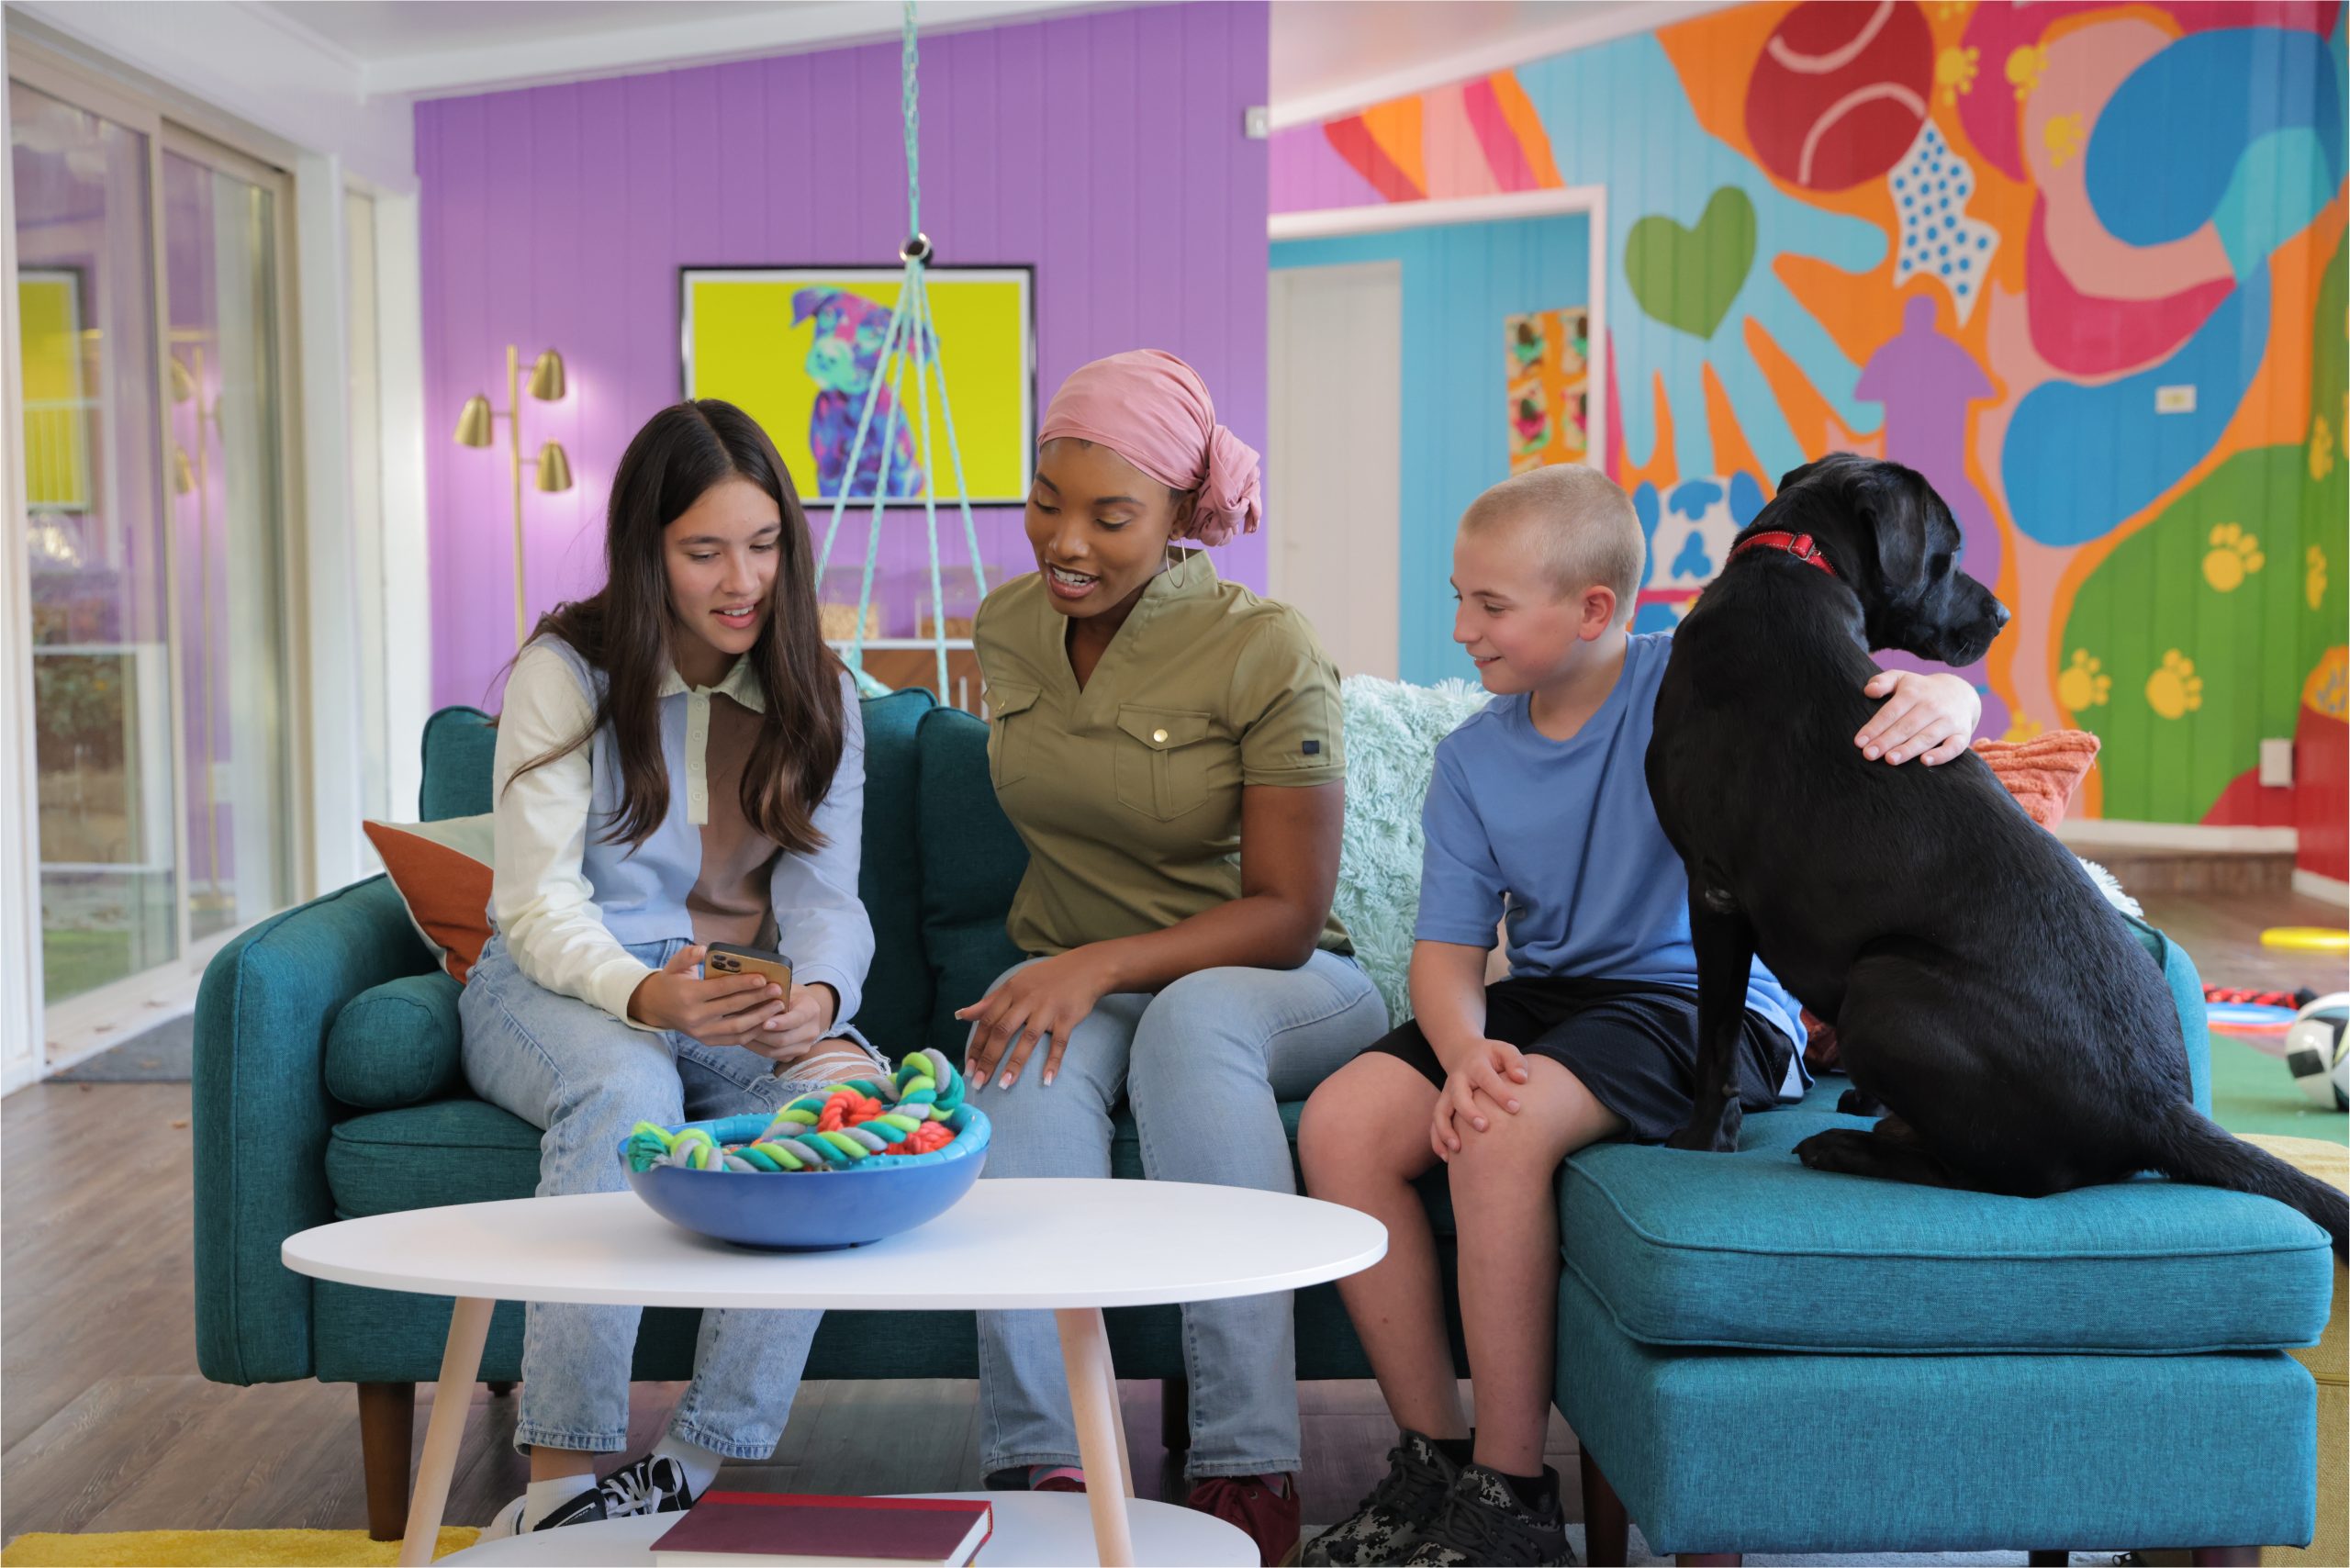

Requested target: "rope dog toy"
[{"left": 626, "top": 1049, "right": 972, "bottom": 1173}]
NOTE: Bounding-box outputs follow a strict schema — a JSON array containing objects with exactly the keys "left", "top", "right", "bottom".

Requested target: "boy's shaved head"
[{"left": 1460, "top": 465, "right": 1644, "bottom": 622}]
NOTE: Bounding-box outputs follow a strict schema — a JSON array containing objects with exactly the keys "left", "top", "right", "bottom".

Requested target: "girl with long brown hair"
[{"left": 462, "top": 399, "right": 876, "bottom": 1540}]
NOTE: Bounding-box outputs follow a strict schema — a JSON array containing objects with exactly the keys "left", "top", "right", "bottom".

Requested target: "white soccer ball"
[{"left": 2283, "top": 992, "right": 2349, "bottom": 1111}]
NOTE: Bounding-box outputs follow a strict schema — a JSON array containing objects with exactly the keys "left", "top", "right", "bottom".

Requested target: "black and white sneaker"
[
  {"left": 477, "top": 1453, "right": 696, "bottom": 1541},
  {"left": 1397, "top": 1463, "right": 1574, "bottom": 1566},
  {"left": 476, "top": 1484, "right": 608, "bottom": 1541},
  {"left": 596, "top": 1452, "right": 699, "bottom": 1518},
  {"left": 1301, "top": 1429, "right": 1462, "bottom": 1565}
]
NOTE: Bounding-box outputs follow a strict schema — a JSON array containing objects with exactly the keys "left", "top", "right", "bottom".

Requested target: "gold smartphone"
[{"left": 704, "top": 943, "right": 794, "bottom": 1001}]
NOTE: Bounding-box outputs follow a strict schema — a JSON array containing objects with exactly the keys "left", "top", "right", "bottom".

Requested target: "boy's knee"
[{"left": 1448, "top": 1109, "right": 1570, "bottom": 1180}]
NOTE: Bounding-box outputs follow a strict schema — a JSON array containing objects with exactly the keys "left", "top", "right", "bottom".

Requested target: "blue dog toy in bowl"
[{"left": 621, "top": 1049, "right": 988, "bottom": 1250}]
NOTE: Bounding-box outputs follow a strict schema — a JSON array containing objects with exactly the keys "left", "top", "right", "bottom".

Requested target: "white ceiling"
[{"left": 252, "top": 0, "right": 1717, "bottom": 109}]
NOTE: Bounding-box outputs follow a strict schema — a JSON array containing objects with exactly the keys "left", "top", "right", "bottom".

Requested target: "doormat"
[{"left": 49, "top": 1012, "right": 194, "bottom": 1082}]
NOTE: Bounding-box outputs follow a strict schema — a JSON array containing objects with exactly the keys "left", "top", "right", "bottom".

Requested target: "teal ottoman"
[{"left": 1558, "top": 930, "right": 2335, "bottom": 1563}]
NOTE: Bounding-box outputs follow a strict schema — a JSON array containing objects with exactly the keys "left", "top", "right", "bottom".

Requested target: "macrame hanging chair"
[{"left": 812, "top": 0, "right": 990, "bottom": 702}]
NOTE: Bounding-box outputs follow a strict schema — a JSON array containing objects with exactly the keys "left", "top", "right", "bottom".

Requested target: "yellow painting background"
[
  {"left": 18, "top": 274, "right": 90, "bottom": 509},
  {"left": 685, "top": 269, "right": 1032, "bottom": 503}
]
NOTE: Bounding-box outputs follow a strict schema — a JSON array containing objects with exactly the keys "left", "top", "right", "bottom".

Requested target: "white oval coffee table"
[
  {"left": 283, "top": 1178, "right": 1385, "bottom": 1567},
  {"left": 442, "top": 1492, "right": 1245, "bottom": 1565}
]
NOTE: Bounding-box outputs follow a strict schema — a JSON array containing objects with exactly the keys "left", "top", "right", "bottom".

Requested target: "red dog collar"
[{"left": 1729, "top": 530, "right": 1837, "bottom": 577}]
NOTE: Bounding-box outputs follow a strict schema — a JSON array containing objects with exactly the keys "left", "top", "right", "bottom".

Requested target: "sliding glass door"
[
  {"left": 10, "top": 60, "right": 297, "bottom": 1038},
  {"left": 162, "top": 142, "right": 293, "bottom": 942},
  {"left": 13, "top": 79, "right": 176, "bottom": 1004}
]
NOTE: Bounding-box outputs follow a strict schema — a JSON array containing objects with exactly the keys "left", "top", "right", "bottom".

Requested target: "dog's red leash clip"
[{"left": 1729, "top": 530, "right": 1837, "bottom": 577}]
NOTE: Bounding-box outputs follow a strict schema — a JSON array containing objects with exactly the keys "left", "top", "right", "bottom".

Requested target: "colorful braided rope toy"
[{"left": 626, "top": 1049, "right": 972, "bottom": 1174}]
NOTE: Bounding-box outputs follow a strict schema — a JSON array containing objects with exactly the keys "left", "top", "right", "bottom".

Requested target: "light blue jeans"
[
  {"left": 971, "top": 950, "right": 1388, "bottom": 1480},
  {"left": 461, "top": 933, "right": 875, "bottom": 1459}
]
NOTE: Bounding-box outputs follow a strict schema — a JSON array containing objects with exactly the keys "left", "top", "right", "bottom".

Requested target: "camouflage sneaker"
[
  {"left": 1397, "top": 1463, "right": 1573, "bottom": 1567},
  {"left": 1300, "top": 1430, "right": 1462, "bottom": 1566}
]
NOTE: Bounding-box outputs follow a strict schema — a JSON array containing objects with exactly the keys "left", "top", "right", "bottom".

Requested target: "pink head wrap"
[{"left": 1036, "top": 350, "right": 1261, "bottom": 547}]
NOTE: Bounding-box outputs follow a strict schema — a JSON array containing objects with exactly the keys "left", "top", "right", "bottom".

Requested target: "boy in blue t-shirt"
[{"left": 1298, "top": 465, "right": 1982, "bottom": 1567}]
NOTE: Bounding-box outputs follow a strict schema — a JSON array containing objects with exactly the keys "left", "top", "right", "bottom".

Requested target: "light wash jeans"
[
  {"left": 461, "top": 933, "right": 877, "bottom": 1459},
  {"left": 971, "top": 950, "right": 1388, "bottom": 1480}
]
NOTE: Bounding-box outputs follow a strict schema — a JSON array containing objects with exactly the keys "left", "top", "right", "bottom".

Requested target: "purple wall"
[{"left": 419, "top": 2, "right": 1271, "bottom": 709}]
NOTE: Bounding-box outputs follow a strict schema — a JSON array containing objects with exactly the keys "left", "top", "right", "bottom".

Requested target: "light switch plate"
[
  {"left": 2156, "top": 385, "right": 2197, "bottom": 414},
  {"left": 1244, "top": 105, "right": 1270, "bottom": 139},
  {"left": 2260, "top": 736, "right": 2294, "bottom": 787}
]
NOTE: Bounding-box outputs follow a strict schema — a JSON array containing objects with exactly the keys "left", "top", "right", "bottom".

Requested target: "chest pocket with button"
[
  {"left": 1113, "top": 704, "right": 1217, "bottom": 821},
  {"left": 985, "top": 682, "right": 1041, "bottom": 789}
]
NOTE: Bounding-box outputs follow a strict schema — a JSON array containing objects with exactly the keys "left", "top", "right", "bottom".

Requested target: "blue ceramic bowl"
[{"left": 621, "top": 1107, "right": 990, "bottom": 1250}]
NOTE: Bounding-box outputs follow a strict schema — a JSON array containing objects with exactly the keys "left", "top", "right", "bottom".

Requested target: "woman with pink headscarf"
[{"left": 955, "top": 350, "right": 1387, "bottom": 1561}]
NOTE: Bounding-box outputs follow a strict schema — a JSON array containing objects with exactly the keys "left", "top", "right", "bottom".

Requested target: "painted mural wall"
[
  {"left": 1273, "top": 0, "right": 2348, "bottom": 878},
  {"left": 1270, "top": 214, "right": 1590, "bottom": 682},
  {"left": 417, "top": 2, "right": 1270, "bottom": 712}
]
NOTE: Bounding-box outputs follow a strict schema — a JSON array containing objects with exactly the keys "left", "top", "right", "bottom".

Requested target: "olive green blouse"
[{"left": 974, "top": 548, "right": 1351, "bottom": 958}]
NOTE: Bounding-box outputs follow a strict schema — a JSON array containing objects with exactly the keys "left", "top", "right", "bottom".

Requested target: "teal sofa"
[{"left": 194, "top": 689, "right": 2332, "bottom": 1560}]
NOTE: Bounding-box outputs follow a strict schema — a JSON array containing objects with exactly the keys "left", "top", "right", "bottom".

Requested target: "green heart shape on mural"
[{"left": 1625, "top": 186, "right": 1757, "bottom": 341}]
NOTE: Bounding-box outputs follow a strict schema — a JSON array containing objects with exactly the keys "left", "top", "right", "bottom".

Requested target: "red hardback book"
[{"left": 651, "top": 1492, "right": 994, "bottom": 1567}]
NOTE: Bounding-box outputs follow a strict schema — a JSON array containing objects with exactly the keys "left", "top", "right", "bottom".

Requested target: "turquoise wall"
[{"left": 1271, "top": 214, "right": 1590, "bottom": 683}]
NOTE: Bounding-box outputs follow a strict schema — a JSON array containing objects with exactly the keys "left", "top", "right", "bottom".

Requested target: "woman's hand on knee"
[
  {"left": 627, "top": 944, "right": 791, "bottom": 1046},
  {"left": 957, "top": 949, "right": 1115, "bottom": 1090}
]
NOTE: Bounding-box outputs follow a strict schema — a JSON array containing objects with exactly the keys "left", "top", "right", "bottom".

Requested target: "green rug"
[{"left": 2209, "top": 1030, "right": 2350, "bottom": 1140}]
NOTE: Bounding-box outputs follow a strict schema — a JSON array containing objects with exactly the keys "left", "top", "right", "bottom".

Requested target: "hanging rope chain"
[{"left": 813, "top": 0, "right": 988, "bottom": 704}]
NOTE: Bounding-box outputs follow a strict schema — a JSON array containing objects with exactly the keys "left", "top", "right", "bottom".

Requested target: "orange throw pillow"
[
  {"left": 364, "top": 815, "right": 495, "bottom": 983},
  {"left": 1801, "top": 729, "right": 2101, "bottom": 1072},
  {"left": 1969, "top": 729, "right": 2102, "bottom": 830}
]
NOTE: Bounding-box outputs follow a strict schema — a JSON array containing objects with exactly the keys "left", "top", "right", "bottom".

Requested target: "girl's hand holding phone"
[
  {"left": 739, "top": 982, "right": 840, "bottom": 1064},
  {"left": 628, "top": 944, "right": 792, "bottom": 1045}
]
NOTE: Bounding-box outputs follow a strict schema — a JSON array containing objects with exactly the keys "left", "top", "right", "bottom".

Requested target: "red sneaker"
[
  {"left": 1188, "top": 1473, "right": 1302, "bottom": 1566},
  {"left": 1030, "top": 1465, "right": 1086, "bottom": 1493}
]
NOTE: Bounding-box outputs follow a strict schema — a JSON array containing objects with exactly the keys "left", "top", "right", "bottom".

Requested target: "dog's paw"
[
  {"left": 1792, "top": 1130, "right": 1844, "bottom": 1169},
  {"left": 1836, "top": 1087, "right": 1882, "bottom": 1116}
]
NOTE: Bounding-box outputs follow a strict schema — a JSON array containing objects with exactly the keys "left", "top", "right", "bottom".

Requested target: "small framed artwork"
[
  {"left": 681, "top": 265, "right": 1035, "bottom": 505},
  {"left": 1505, "top": 307, "right": 1590, "bottom": 472}
]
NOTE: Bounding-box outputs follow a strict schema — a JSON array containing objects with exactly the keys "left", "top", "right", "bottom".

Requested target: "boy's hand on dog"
[
  {"left": 1855, "top": 669, "right": 1982, "bottom": 767},
  {"left": 957, "top": 948, "right": 1119, "bottom": 1092},
  {"left": 1430, "top": 1040, "right": 1531, "bottom": 1160},
  {"left": 628, "top": 944, "right": 792, "bottom": 1045}
]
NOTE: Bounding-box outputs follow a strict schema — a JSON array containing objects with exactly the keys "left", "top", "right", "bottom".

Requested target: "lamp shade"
[
  {"left": 169, "top": 357, "right": 196, "bottom": 405},
  {"left": 453, "top": 395, "right": 494, "bottom": 447},
  {"left": 528, "top": 349, "right": 566, "bottom": 401},
  {"left": 535, "top": 441, "right": 574, "bottom": 493},
  {"left": 172, "top": 447, "right": 196, "bottom": 495}
]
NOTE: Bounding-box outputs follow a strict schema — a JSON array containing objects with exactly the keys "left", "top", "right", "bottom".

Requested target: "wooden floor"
[
  {"left": 0, "top": 1086, "right": 1573, "bottom": 1542},
  {"left": 2, "top": 887, "right": 2336, "bottom": 1545}
]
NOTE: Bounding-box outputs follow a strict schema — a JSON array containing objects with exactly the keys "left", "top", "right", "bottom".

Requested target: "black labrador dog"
[{"left": 1645, "top": 453, "right": 2347, "bottom": 1256}]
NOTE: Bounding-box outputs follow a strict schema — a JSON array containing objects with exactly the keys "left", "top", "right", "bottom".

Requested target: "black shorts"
[{"left": 1360, "top": 975, "right": 1795, "bottom": 1145}]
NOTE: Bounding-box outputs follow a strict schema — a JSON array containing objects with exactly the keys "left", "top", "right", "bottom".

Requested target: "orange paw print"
[
  {"left": 2202, "top": 522, "right": 2265, "bottom": 592},
  {"left": 2146, "top": 650, "right": 2204, "bottom": 720},
  {"left": 2057, "top": 650, "right": 2111, "bottom": 711}
]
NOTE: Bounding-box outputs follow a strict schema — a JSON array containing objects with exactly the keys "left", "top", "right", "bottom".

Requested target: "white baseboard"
[
  {"left": 2291, "top": 869, "right": 2350, "bottom": 908},
  {"left": 2053, "top": 820, "right": 2299, "bottom": 853}
]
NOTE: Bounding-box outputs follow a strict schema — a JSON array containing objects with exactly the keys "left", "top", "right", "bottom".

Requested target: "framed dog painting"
[{"left": 680, "top": 265, "right": 1035, "bottom": 505}]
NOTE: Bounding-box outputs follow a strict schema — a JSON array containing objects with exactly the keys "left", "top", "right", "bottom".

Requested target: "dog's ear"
[
  {"left": 1864, "top": 469, "right": 1932, "bottom": 592},
  {"left": 790, "top": 287, "right": 838, "bottom": 326}
]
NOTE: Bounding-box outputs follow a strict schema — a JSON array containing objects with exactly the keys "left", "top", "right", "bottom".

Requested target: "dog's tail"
[{"left": 2147, "top": 1101, "right": 2347, "bottom": 1257}]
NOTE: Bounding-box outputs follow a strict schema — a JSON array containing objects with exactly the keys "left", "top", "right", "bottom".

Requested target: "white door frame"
[{"left": 1269, "top": 185, "right": 1610, "bottom": 480}]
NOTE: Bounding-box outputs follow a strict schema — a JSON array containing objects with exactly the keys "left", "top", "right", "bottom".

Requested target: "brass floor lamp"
[{"left": 454, "top": 345, "right": 572, "bottom": 648}]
